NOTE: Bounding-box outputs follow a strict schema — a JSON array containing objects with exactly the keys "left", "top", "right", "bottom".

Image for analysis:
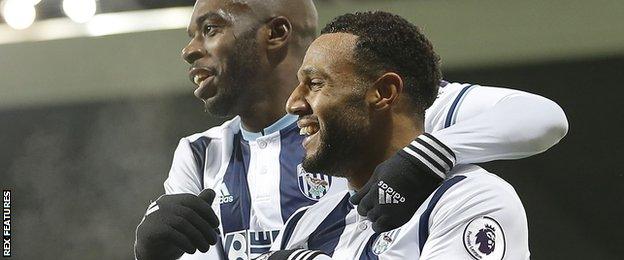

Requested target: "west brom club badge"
[{"left": 297, "top": 164, "right": 331, "bottom": 200}]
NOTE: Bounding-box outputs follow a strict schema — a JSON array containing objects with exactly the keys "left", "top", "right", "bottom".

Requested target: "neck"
[
  {"left": 349, "top": 112, "right": 424, "bottom": 190},
  {"left": 239, "top": 103, "right": 288, "bottom": 133},
  {"left": 239, "top": 56, "right": 301, "bottom": 132}
]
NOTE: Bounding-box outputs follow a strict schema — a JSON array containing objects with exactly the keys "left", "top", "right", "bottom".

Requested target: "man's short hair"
[{"left": 321, "top": 11, "right": 441, "bottom": 113}]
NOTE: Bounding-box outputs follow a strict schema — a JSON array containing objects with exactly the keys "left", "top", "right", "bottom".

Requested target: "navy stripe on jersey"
[
  {"left": 189, "top": 136, "right": 211, "bottom": 189},
  {"left": 418, "top": 175, "right": 467, "bottom": 251},
  {"left": 359, "top": 233, "right": 380, "bottom": 260},
  {"left": 280, "top": 208, "right": 309, "bottom": 250},
  {"left": 279, "top": 122, "right": 316, "bottom": 222},
  {"left": 444, "top": 85, "right": 474, "bottom": 128},
  {"left": 220, "top": 133, "right": 252, "bottom": 234},
  {"left": 308, "top": 193, "right": 353, "bottom": 256}
]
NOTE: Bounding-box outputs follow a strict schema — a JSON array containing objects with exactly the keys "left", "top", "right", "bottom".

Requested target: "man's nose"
[
  {"left": 182, "top": 38, "right": 207, "bottom": 64},
  {"left": 286, "top": 85, "right": 311, "bottom": 116}
]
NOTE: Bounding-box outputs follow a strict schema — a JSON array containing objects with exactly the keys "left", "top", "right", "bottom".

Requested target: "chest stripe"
[
  {"left": 189, "top": 136, "right": 211, "bottom": 190},
  {"left": 358, "top": 233, "right": 380, "bottom": 260},
  {"left": 280, "top": 208, "right": 308, "bottom": 250},
  {"left": 307, "top": 194, "right": 353, "bottom": 256},
  {"left": 219, "top": 133, "right": 252, "bottom": 234},
  {"left": 279, "top": 123, "right": 316, "bottom": 223},
  {"left": 418, "top": 175, "right": 467, "bottom": 252}
]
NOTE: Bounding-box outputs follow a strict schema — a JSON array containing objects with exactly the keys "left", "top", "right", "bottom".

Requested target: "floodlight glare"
[
  {"left": 62, "top": 0, "right": 96, "bottom": 23},
  {"left": 1, "top": 0, "right": 37, "bottom": 30}
]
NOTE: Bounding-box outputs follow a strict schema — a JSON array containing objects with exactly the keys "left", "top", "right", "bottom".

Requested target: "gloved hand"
[
  {"left": 255, "top": 249, "right": 331, "bottom": 260},
  {"left": 135, "top": 189, "right": 220, "bottom": 260},
  {"left": 350, "top": 133, "right": 455, "bottom": 233}
]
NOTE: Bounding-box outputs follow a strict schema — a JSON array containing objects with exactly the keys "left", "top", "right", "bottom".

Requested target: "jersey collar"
[{"left": 239, "top": 114, "right": 298, "bottom": 141}]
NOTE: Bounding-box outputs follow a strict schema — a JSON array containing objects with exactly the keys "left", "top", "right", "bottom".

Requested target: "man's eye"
[
  {"left": 310, "top": 79, "right": 323, "bottom": 86},
  {"left": 203, "top": 25, "right": 218, "bottom": 37},
  {"left": 309, "top": 79, "right": 324, "bottom": 90}
]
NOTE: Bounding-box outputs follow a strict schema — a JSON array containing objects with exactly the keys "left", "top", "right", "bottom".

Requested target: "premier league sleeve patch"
[
  {"left": 463, "top": 216, "right": 505, "bottom": 260},
  {"left": 297, "top": 164, "right": 332, "bottom": 200}
]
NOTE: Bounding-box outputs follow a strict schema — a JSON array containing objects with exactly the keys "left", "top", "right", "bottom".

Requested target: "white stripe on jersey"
[
  {"left": 402, "top": 147, "right": 447, "bottom": 178},
  {"left": 419, "top": 134, "right": 456, "bottom": 166},
  {"left": 408, "top": 140, "right": 452, "bottom": 171}
]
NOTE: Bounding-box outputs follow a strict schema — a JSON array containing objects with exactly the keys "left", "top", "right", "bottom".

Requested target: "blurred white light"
[
  {"left": 1, "top": 0, "right": 37, "bottom": 30},
  {"left": 62, "top": 0, "right": 96, "bottom": 23}
]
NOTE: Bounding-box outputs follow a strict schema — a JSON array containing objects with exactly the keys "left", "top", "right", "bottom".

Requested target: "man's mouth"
[
  {"left": 299, "top": 125, "right": 319, "bottom": 136},
  {"left": 193, "top": 74, "right": 210, "bottom": 86},
  {"left": 298, "top": 118, "right": 321, "bottom": 149},
  {"left": 189, "top": 67, "right": 217, "bottom": 100}
]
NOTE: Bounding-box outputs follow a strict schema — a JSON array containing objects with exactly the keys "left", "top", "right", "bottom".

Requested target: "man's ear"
[
  {"left": 266, "top": 16, "right": 292, "bottom": 50},
  {"left": 367, "top": 72, "right": 404, "bottom": 111}
]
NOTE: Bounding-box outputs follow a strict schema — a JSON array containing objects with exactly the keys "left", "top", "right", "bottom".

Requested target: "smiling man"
[
  {"left": 265, "top": 11, "right": 530, "bottom": 260},
  {"left": 134, "top": 0, "right": 567, "bottom": 259}
]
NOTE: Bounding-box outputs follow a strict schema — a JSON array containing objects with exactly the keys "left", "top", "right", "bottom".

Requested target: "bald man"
[{"left": 133, "top": 0, "right": 568, "bottom": 259}]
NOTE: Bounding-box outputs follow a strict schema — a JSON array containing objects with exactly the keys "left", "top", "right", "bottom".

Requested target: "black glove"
[
  {"left": 135, "top": 189, "right": 220, "bottom": 260},
  {"left": 350, "top": 133, "right": 456, "bottom": 233},
  {"left": 255, "top": 249, "right": 330, "bottom": 260}
]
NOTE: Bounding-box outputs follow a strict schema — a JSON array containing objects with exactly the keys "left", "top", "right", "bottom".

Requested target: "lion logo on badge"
[
  {"left": 463, "top": 216, "right": 505, "bottom": 260},
  {"left": 476, "top": 224, "right": 497, "bottom": 255},
  {"left": 297, "top": 164, "right": 331, "bottom": 200}
]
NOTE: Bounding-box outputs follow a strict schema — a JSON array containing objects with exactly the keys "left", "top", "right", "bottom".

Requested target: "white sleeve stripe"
[
  {"left": 300, "top": 250, "right": 316, "bottom": 260},
  {"left": 404, "top": 144, "right": 448, "bottom": 174},
  {"left": 288, "top": 249, "right": 306, "bottom": 260},
  {"left": 410, "top": 141, "right": 452, "bottom": 171},
  {"left": 420, "top": 134, "right": 456, "bottom": 165},
  {"left": 416, "top": 136, "right": 455, "bottom": 167},
  {"left": 402, "top": 147, "right": 446, "bottom": 179},
  {"left": 286, "top": 249, "right": 299, "bottom": 260}
]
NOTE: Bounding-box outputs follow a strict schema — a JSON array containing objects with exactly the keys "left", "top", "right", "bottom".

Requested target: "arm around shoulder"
[{"left": 429, "top": 84, "right": 569, "bottom": 164}]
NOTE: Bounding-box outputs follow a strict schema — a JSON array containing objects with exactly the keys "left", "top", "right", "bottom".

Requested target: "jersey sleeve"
[
  {"left": 425, "top": 83, "right": 569, "bottom": 165},
  {"left": 163, "top": 138, "right": 203, "bottom": 195},
  {"left": 419, "top": 172, "right": 530, "bottom": 260}
]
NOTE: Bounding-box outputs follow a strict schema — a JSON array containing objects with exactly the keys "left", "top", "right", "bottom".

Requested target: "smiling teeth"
[
  {"left": 194, "top": 75, "right": 202, "bottom": 85},
  {"left": 300, "top": 126, "right": 319, "bottom": 136}
]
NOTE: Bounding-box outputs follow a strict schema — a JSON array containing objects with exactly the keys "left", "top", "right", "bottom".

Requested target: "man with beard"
[
  {"left": 262, "top": 11, "right": 530, "bottom": 260},
  {"left": 134, "top": 0, "right": 566, "bottom": 259}
]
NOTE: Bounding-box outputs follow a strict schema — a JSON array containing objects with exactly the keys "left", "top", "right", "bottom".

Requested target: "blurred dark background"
[{"left": 1, "top": 0, "right": 623, "bottom": 259}]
